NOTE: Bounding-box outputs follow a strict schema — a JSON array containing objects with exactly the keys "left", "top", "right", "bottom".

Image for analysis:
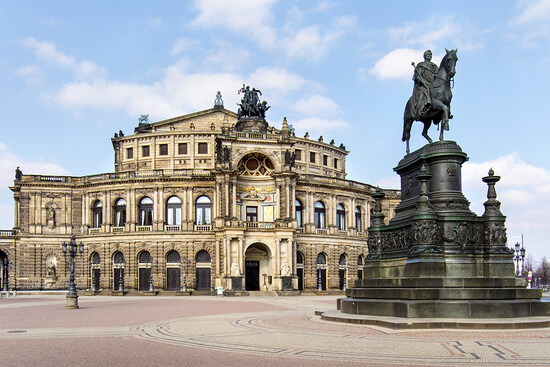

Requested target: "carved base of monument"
[
  {"left": 235, "top": 117, "right": 268, "bottom": 133},
  {"left": 338, "top": 142, "right": 550, "bottom": 324},
  {"left": 65, "top": 294, "right": 79, "bottom": 309}
]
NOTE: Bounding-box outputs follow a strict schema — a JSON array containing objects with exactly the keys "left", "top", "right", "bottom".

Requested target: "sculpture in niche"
[
  {"left": 44, "top": 255, "right": 58, "bottom": 288},
  {"left": 231, "top": 261, "right": 241, "bottom": 276},
  {"left": 281, "top": 262, "right": 291, "bottom": 276},
  {"left": 47, "top": 205, "right": 55, "bottom": 229}
]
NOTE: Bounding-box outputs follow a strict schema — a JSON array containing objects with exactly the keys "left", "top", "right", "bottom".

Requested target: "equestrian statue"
[{"left": 402, "top": 49, "right": 458, "bottom": 154}]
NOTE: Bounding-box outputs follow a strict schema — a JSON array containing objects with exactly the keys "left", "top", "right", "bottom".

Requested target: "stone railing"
[
  {"left": 194, "top": 224, "right": 212, "bottom": 231},
  {"left": 0, "top": 229, "right": 16, "bottom": 236},
  {"left": 88, "top": 227, "right": 101, "bottom": 234},
  {"left": 245, "top": 221, "right": 275, "bottom": 229},
  {"left": 111, "top": 226, "right": 125, "bottom": 234},
  {"left": 316, "top": 228, "right": 328, "bottom": 235},
  {"left": 164, "top": 225, "right": 181, "bottom": 232},
  {"left": 136, "top": 225, "right": 152, "bottom": 232},
  {"left": 338, "top": 230, "right": 350, "bottom": 236}
]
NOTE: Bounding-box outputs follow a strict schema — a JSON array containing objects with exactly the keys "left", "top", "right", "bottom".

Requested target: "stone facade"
[{"left": 0, "top": 103, "right": 399, "bottom": 294}]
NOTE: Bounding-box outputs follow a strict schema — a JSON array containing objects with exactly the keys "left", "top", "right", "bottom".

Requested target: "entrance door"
[
  {"left": 297, "top": 268, "right": 304, "bottom": 291},
  {"left": 166, "top": 268, "right": 180, "bottom": 290},
  {"left": 139, "top": 268, "right": 151, "bottom": 290},
  {"left": 339, "top": 269, "right": 346, "bottom": 290},
  {"left": 317, "top": 269, "right": 327, "bottom": 290},
  {"left": 92, "top": 268, "right": 100, "bottom": 290},
  {"left": 245, "top": 261, "right": 260, "bottom": 291},
  {"left": 196, "top": 268, "right": 211, "bottom": 291}
]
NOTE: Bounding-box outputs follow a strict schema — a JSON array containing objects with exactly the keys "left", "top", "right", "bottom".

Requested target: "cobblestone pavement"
[{"left": 1, "top": 295, "right": 549, "bottom": 366}]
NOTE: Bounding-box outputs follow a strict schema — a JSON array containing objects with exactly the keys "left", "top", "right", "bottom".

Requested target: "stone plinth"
[
  {"left": 340, "top": 141, "right": 550, "bottom": 320},
  {"left": 234, "top": 117, "right": 268, "bottom": 133}
]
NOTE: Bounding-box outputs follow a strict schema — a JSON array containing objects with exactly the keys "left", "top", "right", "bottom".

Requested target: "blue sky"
[{"left": 1, "top": 0, "right": 549, "bottom": 263}]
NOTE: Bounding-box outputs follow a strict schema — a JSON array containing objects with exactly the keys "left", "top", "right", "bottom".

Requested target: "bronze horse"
[{"left": 402, "top": 49, "right": 458, "bottom": 154}]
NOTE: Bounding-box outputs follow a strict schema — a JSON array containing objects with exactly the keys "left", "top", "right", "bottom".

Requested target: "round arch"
[{"left": 244, "top": 242, "right": 273, "bottom": 292}]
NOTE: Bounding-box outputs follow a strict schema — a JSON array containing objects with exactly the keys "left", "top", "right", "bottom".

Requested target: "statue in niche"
[
  {"left": 47, "top": 206, "right": 55, "bottom": 229},
  {"left": 231, "top": 262, "right": 241, "bottom": 276},
  {"left": 44, "top": 256, "right": 58, "bottom": 288},
  {"left": 281, "top": 262, "right": 291, "bottom": 277}
]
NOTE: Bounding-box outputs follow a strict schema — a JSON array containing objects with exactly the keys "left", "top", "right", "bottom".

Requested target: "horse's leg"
[
  {"left": 431, "top": 99, "right": 448, "bottom": 141},
  {"left": 421, "top": 120, "right": 433, "bottom": 144}
]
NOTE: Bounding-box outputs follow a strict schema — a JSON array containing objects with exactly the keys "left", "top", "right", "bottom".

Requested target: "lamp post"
[
  {"left": 342, "top": 259, "right": 348, "bottom": 291},
  {"left": 181, "top": 256, "right": 191, "bottom": 292},
  {"left": 2, "top": 257, "right": 11, "bottom": 292},
  {"left": 316, "top": 258, "right": 323, "bottom": 292},
  {"left": 61, "top": 236, "right": 84, "bottom": 309},
  {"left": 511, "top": 240, "right": 526, "bottom": 278}
]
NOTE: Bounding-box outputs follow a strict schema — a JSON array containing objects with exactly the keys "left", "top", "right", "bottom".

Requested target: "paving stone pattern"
[{"left": 1, "top": 295, "right": 549, "bottom": 366}]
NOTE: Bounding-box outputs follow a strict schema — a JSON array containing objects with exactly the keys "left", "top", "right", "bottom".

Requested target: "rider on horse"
[{"left": 411, "top": 50, "right": 438, "bottom": 120}]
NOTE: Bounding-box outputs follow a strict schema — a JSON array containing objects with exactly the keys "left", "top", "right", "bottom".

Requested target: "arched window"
[
  {"left": 196, "top": 196, "right": 212, "bottom": 225},
  {"left": 90, "top": 252, "right": 100, "bottom": 265},
  {"left": 336, "top": 204, "right": 345, "bottom": 230},
  {"left": 166, "top": 250, "right": 181, "bottom": 264},
  {"left": 112, "top": 251, "right": 125, "bottom": 291},
  {"left": 316, "top": 252, "right": 326, "bottom": 265},
  {"left": 355, "top": 206, "right": 362, "bottom": 232},
  {"left": 339, "top": 253, "right": 348, "bottom": 266},
  {"left": 138, "top": 197, "right": 153, "bottom": 226},
  {"left": 92, "top": 201, "right": 103, "bottom": 228},
  {"left": 139, "top": 251, "right": 152, "bottom": 264},
  {"left": 196, "top": 250, "right": 211, "bottom": 263},
  {"left": 113, "top": 199, "right": 126, "bottom": 227},
  {"left": 296, "top": 251, "right": 304, "bottom": 291},
  {"left": 114, "top": 252, "right": 125, "bottom": 265},
  {"left": 166, "top": 196, "right": 182, "bottom": 226},
  {"left": 295, "top": 199, "right": 303, "bottom": 228},
  {"left": 314, "top": 201, "right": 325, "bottom": 229},
  {"left": 296, "top": 252, "right": 304, "bottom": 265}
]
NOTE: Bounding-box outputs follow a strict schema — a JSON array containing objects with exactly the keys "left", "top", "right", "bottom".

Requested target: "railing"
[
  {"left": 88, "top": 227, "right": 101, "bottom": 234},
  {"left": 295, "top": 227, "right": 304, "bottom": 233},
  {"left": 111, "top": 226, "right": 125, "bottom": 233},
  {"left": 358, "top": 232, "right": 368, "bottom": 238},
  {"left": 245, "top": 221, "right": 275, "bottom": 229},
  {"left": 0, "top": 230, "right": 16, "bottom": 236},
  {"left": 194, "top": 224, "right": 212, "bottom": 231},
  {"left": 316, "top": 228, "right": 328, "bottom": 235},
  {"left": 136, "top": 225, "right": 152, "bottom": 232},
  {"left": 164, "top": 225, "right": 181, "bottom": 232},
  {"left": 338, "top": 230, "right": 350, "bottom": 236}
]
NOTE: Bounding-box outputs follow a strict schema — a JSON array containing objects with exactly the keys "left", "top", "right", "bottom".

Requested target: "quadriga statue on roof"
[
  {"left": 237, "top": 84, "right": 270, "bottom": 120},
  {"left": 402, "top": 49, "right": 458, "bottom": 154}
]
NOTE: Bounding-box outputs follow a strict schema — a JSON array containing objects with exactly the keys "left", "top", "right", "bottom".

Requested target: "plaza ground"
[{"left": 1, "top": 294, "right": 550, "bottom": 366}]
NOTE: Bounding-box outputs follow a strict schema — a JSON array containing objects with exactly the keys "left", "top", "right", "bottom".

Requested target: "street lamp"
[
  {"left": 61, "top": 236, "right": 84, "bottom": 309},
  {"left": 511, "top": 241, "right": 526, "bottom": 278},
  {"left": 2, "top": 257, "right": 12, "bottom": 292},
  {"left": 181, "top": 256, "right": 191, "bottom": 292},
  {"left": 342, "top": 259, "right": 348, "bottom": 291},
  {"left": 316, "top": 257, "right": 323, "bottom": 292}
]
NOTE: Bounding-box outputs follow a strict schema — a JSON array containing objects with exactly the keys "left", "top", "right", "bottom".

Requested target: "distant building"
[{"left": 0, "top": 94, "right": 399, "bottom": 294}]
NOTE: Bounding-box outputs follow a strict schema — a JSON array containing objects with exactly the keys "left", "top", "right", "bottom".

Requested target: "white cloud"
[
  {"left": 512, "top": 0, "right": 550, "bottom": 25},
  {"left": 19, "top": 38, "right": 106, "bottom": 79},
  {"left": 387, "top": 16, "right": 461, "bottom": 49},
  {"left": 170, "top": 38, "right": 199, "bottom": 56},
  {"left": 292, "top": 117, "right": 348, "bottom": 132},
  {"left": 291, "top": 94, "right": 339, "bottom": 116},
  {"left": 370, "top": 48, "right": 423, "bottom": 80},
  {"left": 191, "top": 0, "right": 277, "bottom": 46},
  {"left": 249, "top": 67, "right": 308, "bottom": 96}
]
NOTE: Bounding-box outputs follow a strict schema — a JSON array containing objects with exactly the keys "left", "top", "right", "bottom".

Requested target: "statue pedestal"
[
  {"left": 65, "top": 294, "right": 79, "bottom": 309},
  {"left": 235, "top": 117, "right": 268, "bottom": 133},
  {"left": 340, "top": 142, "right": 550, "bottom": 321}
]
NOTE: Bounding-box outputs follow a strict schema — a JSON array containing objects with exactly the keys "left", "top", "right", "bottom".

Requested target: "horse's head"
[{"left": 443, "top": 48, "right": 458, "bottom": 77}]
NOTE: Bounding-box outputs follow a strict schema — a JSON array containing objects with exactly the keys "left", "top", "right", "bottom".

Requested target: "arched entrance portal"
[{"left": 244, "top": 243, "right": 272, "bottom": 291}]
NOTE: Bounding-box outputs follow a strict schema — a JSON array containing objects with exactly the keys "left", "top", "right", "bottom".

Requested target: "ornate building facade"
[{"left": 0, "top": 91, "right": 399, "bottom": 294}]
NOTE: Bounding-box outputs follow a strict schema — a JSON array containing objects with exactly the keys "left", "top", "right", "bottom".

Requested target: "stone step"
[
  {"left": 354, "top": 277, "right": 526, "bottom": 289},
  {"left": 348, "top": 287, "right": 542, "bottom": 301}
]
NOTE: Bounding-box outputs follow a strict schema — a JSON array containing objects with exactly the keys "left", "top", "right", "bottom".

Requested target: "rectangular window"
[
  {"left": 159, "top": 144, "right": 168, "bottom": 156},
  {"left": 295, "top": 149, "right": 302, "bottom": 161},
  {"left": 334, "top": 158, "right": 338, "bottom": 169},
  {"left": 178, "top": 143, "right": 188, "bottom": 155},
  {"left": 246, "top": 206, "right": 258, "bottom": 222},
  {"left": 126, "top": 147, "right": 133, "bottom": 159},
  {"left": 310, "top": 152, "right": 316, "bottom": 163},
  {"left": 198, "top": 142, "right": 208, "bottom": 154},
  {"left": 323, "top": 155, "right": 328, "bottom": 166},
  {"left": 142, "top": 145, "right": 150, "bottom": 157}
]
